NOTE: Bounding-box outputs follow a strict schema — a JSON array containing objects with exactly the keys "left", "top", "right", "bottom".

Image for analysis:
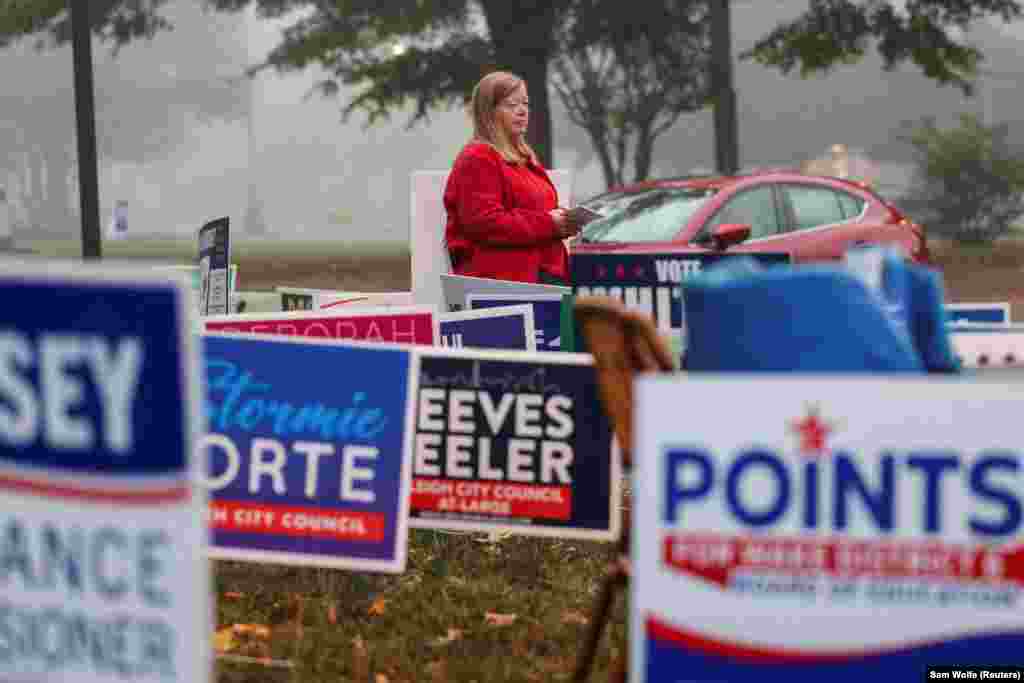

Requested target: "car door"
[
  {"left": 694, "top": 184, "right": 786, "bottom": 244},
  {"left": 775, "top": 183, "right": 864, "bottom": 261}
]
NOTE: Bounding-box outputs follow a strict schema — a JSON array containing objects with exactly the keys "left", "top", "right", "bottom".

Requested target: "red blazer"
[{"left": 443, "top": 142, "right": 569, "bottom": 283}]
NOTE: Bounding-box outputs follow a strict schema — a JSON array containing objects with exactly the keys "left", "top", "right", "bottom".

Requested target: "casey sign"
[
  {"left": 631, "top": 376, "right": 1024, "bottom": 682},
  {"left": 0, "top": 262, "right": 209, "bottom": 682}
]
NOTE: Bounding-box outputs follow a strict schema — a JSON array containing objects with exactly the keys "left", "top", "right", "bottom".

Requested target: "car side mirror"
[{"left": 712, "top": 223, "right": 751, "bottom": 249}]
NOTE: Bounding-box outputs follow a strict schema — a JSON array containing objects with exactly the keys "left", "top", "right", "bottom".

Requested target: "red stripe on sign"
[
  {"left": 410, "top": 477, "right": 573, "bottom": 520},
  {"left": 0, "top": 474, "right": 190, "bottom": 505},
  {"left": 211, "top": 501, "right": 386, "bottom": 542}
]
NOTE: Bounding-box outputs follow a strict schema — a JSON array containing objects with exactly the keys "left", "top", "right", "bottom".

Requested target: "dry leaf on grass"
[
  {"left": 213, "top": 628, "right": 236, "bottom": 653},
  {"left": 431, "top": 628, "right": 464, "bottom": 647},
  {"left": 561, "top": 610, "right": 590, "bottom": 626},
  {"left": 223, "top": 591, "right": 244, "bottom": 600},
  {"left": 367, "top": 598, "right": 388, "bottom": 616},
  {"left": 327, "top": 602, "right": 338, "bottom": 625},
  {"left": 426, "top": 660, "right": 448, "bottom": 682},
  {"left": 232, "top": 623, "right": 271, "bottom": 639},
  {"left": 484, "top": 612, "right": 517, "bottom": 627},
  {"left": 374, "top": 675, "right": 390, "bottom": 683}
]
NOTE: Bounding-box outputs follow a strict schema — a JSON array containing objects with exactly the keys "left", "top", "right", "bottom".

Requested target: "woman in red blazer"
[{"left": 443, "top": 71, "right": 580, "bottom": 284}]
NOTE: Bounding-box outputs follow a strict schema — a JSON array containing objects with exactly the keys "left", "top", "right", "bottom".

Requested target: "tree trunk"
[
  {"left": 483, "top": 1, "right": 559, "bottom": 167},
  {"left": 633, "top": 126, "right": 654, "bottom": 183}
]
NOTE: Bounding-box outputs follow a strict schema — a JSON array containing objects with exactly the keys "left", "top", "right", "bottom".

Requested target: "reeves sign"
[
  {"left": 631, "top": 376, "right": 1024, "bottom": 683},
  {"left": 409, "top": 348, "right": 620, "bottom": 540}
]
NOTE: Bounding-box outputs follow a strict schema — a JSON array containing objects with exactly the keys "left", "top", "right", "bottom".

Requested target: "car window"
[
  {"left": 701, "top": 186, "right": 781, "bottom": 240},
  {"left": 783, "top": 184, "right": 847, "bottom": 230},
  {"left": 580, "top": 187, "right": 718, "bottom": 243},
  {"left": 837, "top": 191, "right": 866, "bottom": 219}
]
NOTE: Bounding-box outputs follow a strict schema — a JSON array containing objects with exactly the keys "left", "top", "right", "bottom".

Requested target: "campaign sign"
[
  {"left": 409, "top": 348, "right": 620, "bottom": 540},
  {"left": 199, "top": 334, "right": 415, "bottom": 572},
  {"left": 946, "top": 302, "right": 1011, "bottom": 325},
  {"left": 198, "top": 216, "right": 231, "bottom": 316},
  {"left": 202, "top": 306, "right": 438, "bottom": 345},
  {"left": 280, "top": 290, "right": 314, "bottom": 311},
  {"left": 468, "top": 294, "right": 564, "bottom": 352},
  {"left": 277, "top": 287, "right": 414, "bottom": 312},
  {"left": 0, "top": 261, "right": 209, "bottom": 682},
  {"left": 438, "top": 304, "right": 536, "bottom": 351},
  {"left": 571, "top": 252, "right": 791, "bottom": 333},
  {"left": 440, "top": 273, "right": 570, "bottom": 313},
  {"left": 951, "top": 326, "right": 1024, "bottom": 369},
  {"left": 632, "top": 375, "right": 1024, "bottom": 683}
]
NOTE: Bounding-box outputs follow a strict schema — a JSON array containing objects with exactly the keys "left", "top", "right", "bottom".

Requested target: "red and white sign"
[
  {"left": 203, "top": 305, "right": 438, "bottom": 345},
  {"left": 631, "top": 376, "right": 1024, "bottom": 683}
]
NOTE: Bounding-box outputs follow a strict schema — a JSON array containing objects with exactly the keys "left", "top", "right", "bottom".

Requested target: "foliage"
[
  {"left": 902, "top": 113, "right": 1024, "bottom": 243},
  {"left": 744, "top": 0, "right": 1023, "bottom": 94},
  {"left": 551, "top": 0, "right": 711, "bottom": 187}
]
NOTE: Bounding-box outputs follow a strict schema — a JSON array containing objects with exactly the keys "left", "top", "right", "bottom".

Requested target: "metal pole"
[
  {"left": 711, "top": 0, "right": 739, "bottom": 175},
  {"left": 71, "top": 0, "right": 102, "bottom": 259}
]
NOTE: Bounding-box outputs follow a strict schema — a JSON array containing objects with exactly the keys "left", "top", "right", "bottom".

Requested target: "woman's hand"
[{"left": 550, "top": 208, "right": 580, "bottom": 239}]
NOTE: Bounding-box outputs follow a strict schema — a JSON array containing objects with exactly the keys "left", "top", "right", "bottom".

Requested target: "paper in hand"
[{"left": 567, "top": 205, "right": 605, "bottom": 226}]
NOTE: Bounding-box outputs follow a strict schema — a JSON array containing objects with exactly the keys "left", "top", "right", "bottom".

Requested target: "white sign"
[
  {"left": 276, "top": 286, "right": 414, "bottom": 311},
  {"left": 0, "top": 259, "right": 210, "bottom": 682},
  {"left": 411, "top": 169, "right": 572, "bottom": 309},
  {"left": 951, "top": 327, "right": 1024, "bottom": 368},
  {"left": 632, "top": 375, "right": 1024, "bottom": 682}
]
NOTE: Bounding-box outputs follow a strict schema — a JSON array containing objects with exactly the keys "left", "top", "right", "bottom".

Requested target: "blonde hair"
[{"left": 467, "top": 71, "right": 537, "bottom": 164}]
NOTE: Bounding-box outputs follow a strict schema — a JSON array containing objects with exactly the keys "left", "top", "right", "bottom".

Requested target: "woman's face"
[{"left": 495, "top": 84, "right": 529, "bottom": 140}]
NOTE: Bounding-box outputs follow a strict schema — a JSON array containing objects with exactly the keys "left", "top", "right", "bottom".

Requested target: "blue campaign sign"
[
  {"left": 0, "top": 262, "right": 210, "bottom": 683},
  {"left": 468, "top": 294, "right": 564, "bottom": 351},
  {"left": 200, "top": 334, "right": 415, "bottom": 573},
  {"left": 571, "top": 252, "right": 791, "bottom": 331},
  {"left": 409, "top": 348, "right": 620, "bottom": 540},
  {"left": 438, "top": 304, "right": 535, "bottom": 351}
]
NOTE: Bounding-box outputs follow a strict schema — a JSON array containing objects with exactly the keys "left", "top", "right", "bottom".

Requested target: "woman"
[{"left": 443, "top": 71, "right": 579, "bottom": 284}]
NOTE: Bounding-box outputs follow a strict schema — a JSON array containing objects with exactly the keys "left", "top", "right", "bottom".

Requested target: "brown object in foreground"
[{"left": 571, "top": 296, "right": 676, "bottom": 682}]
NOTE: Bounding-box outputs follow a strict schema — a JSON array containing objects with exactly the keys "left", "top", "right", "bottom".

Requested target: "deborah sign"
[
  {"left": 409, "top": 348, "right": 620, "bottom": 540},
  {"left": 632, "top": 376, "right": 1024, "bottom": 683},
  {"left": 0, "top": 262, "right": 209, "bottom": 682},
  {"left": 200, "top": 334, "right": 416, "bottom": 572},
  {"left": 203, "top": 306, "right": 438, "bottom": 345}
]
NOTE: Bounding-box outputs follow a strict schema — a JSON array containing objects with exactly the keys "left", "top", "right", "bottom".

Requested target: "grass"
[{"left": 213, "top": 532, "right": 627, "bottom": 682}]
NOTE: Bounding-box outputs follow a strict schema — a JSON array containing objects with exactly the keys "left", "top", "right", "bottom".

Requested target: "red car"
[{"left": 569, "top": 171, "right": 930, "bottom": 264}]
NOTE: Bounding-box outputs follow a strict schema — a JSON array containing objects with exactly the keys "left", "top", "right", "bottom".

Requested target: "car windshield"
[{"left": 580, "top": 187, "right": 719, "bottom": 243}]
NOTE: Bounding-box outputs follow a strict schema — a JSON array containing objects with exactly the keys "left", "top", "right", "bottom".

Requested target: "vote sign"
[
  {"left": 438, "top": 305, "right": 535, "bottom": 351},
  {"left": 409, "top": 348, "right": 620, "bottom": 540},
  {"left": 0, "top": 262, "right": 209, "bottom": 682},
  {"left": 632, "top": 375, "right": 1024, "bottom": 683},
  {"left": 468, "top": 294, "right": 563, "bottom": 351},
  {"left": 203, "top": 306, "right": 438, "bottom": 345},
  {"left": 571, "top": 252, "right": 790, "bottom": 333},
  {"left": 200, "top": 334, "right": 416, "bottom": 572}
]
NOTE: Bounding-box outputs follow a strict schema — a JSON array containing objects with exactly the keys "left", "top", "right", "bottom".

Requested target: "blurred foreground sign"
[
  {"left": 200, "top": 334, "right": 415, "bottom": 572},
  {"left": 0, "top": 261, "right": 210, "bottom": 682},
  {"left": 631, "top": 376, "right": 1024, "bottom": 683}
]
